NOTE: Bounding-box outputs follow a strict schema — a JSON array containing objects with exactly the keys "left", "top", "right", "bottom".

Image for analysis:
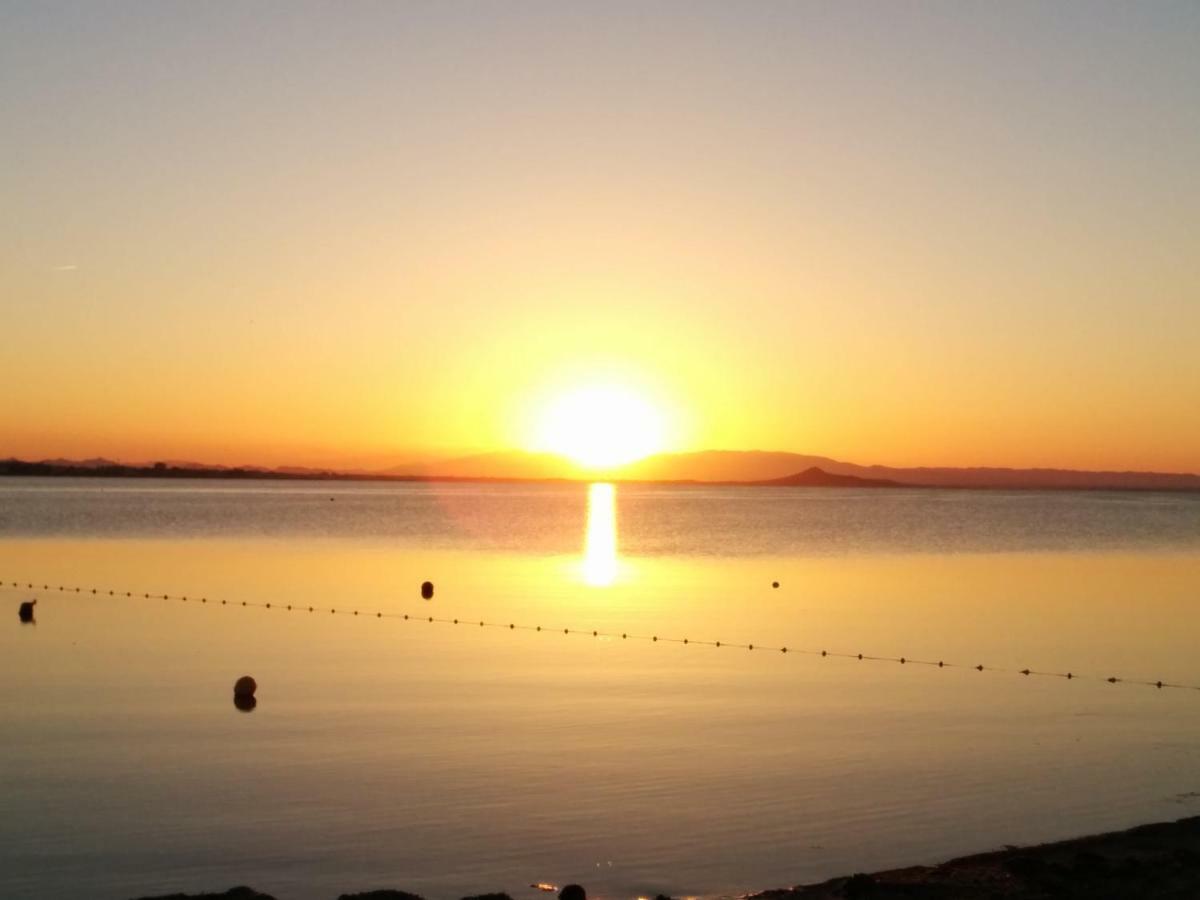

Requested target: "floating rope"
[{"left": 4, "top": 578, "right": 1197, "bottom": 693}]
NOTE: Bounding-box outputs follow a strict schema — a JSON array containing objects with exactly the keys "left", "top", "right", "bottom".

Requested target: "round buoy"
[
  {"left": 234, "top": 694, "right": 257, "bottom": 713},
  {"left": 772, "top": 581, "right": 780, "bottom": 589},
  {"left": 421, "top": 581, "right": 434, "bottom": 600},
  {"left": 233, "top": 675, "right": 257, "bottom": 698},
  {"left": 18, "top": 599, "right": 36, "bottom": 623}
]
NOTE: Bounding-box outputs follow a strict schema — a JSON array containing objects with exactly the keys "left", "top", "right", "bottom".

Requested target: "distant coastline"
[
  {"left": 2, "top": 457, "right": 1198, "bottom": 492},
  {"left": 0, "top": 458, "right": 567, "bottom": 485},
  {"left": 0, "top": 458, "right": 901, "bottom": 488}
]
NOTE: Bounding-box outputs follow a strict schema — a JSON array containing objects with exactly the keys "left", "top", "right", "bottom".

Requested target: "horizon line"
[{"left": 4, "top": 451, "right": 1199, "bottom": 485}]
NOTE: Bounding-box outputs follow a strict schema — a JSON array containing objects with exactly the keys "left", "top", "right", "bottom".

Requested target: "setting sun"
[{"left": 531, "top": 385, "right": 666, "bottom": 468}]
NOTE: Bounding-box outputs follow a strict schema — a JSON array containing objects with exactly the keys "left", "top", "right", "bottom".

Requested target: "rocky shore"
[
  {"left": 132, "top": 816, "right": 1200, "bottom": 900},
  {"left": 750, "top": 815, "right": 1200, "bottom": 899}
]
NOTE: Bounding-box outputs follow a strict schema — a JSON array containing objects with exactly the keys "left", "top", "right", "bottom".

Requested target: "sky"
[{"left": 2, "top": 1, "right": 1198, "bottom": 472}]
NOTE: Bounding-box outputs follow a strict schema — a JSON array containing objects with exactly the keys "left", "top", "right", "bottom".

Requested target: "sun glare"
[{"left": 533, "top": 385, "right": 665, "bottom": 469}]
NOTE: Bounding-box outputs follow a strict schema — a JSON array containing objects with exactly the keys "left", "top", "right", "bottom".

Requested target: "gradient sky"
[{"left": 2, "top": 2, "right": 1198, "bottom": 471}]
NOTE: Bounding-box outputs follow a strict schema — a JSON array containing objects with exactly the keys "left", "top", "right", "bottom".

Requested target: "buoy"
[
  {"left": 233, "top": 675, "right": 257, "bottom": 698},
  {"left": 559, "top": 886, "right": 586, "bottom": 900},
  {"left": 234, "top": 693, "right": 257, "bottom": 713},
  {"left": 18, "top": 599, "right": 36, "bottom": 623},
  {"left": 772, "top": 581, "right": 780, "bottom": 588},
  {"left": 421, "top": 581, "right": 434, "bottom": 600}
]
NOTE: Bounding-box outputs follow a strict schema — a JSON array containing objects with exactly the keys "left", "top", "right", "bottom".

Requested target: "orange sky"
[{"left": 2, "top": 4, "right": 1198, "bottom": 473}]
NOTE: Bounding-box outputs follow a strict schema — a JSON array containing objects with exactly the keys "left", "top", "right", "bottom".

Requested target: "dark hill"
[{"left": 751, "top": 466, "right": 901, "bottom": 488}]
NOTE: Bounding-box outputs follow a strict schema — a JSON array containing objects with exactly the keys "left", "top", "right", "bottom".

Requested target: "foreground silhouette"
[{"left": 750, "top": 815, "right": 1200, "bottom": 899}]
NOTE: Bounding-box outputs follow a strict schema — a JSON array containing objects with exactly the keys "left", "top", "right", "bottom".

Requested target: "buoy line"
[{"left": 5, "top": 578, "right": 1198, "bottom": 693}]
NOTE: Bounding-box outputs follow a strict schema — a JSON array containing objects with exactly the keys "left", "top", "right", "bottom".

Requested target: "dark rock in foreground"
[
  {"left": 337, "top": 892, "right": 426, "bottom": 900},
  {"left": 131, "top": 888, "right": 276, "bottom": 900},
  {"left": 751, "top": 816, "right": 1200, "bottom": 899}
]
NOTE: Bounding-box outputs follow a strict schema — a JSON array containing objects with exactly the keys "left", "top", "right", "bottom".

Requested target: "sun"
[{"left": 532, "top": 384, "right": 666, "bottom": 469}]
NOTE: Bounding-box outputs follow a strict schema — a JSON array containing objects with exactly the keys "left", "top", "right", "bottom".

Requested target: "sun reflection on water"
[{"left": 581, "top": 482, "right": 618, "bottom": 586}]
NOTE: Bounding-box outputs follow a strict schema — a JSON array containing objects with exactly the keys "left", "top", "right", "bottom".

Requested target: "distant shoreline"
[{"left": 2, "top": 458, "right": 1198, "bottom": 492}]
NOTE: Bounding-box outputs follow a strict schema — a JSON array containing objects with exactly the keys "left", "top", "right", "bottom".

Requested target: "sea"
[{"left": 1, "top": 477, "right": 1199, "bottom": 900}]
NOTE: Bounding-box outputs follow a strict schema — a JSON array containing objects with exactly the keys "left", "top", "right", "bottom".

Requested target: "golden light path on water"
[{"left": 581, "top": 482, "right": 618, "bottom": 587}]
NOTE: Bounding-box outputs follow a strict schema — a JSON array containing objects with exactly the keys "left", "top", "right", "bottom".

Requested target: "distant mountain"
[
  {"left": 750, "top": 466, "right": 902, "bottom": 488},
  {"left": 615, "top": 450, "right": 1200, "bottom": 491},
  {"left": 621, "top": 450, "right": 840, "bottom": 482},
  {"left": 824, "top": 462, "right": 1200, "bottom": 490}
]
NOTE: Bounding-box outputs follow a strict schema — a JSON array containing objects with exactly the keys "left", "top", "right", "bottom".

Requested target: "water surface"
[{"left": 2, "top": 478, "right": 1199, "bottom": 900}]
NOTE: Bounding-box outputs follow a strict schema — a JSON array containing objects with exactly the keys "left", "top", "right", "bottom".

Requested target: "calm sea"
[{"left": 2, "top": 478, "right": 1199, "bottom": 900}]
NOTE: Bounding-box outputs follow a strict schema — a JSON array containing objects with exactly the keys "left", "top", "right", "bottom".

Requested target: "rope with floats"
[{"left": 4, "top": 578, "right": 1197, "bottom": 693}]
